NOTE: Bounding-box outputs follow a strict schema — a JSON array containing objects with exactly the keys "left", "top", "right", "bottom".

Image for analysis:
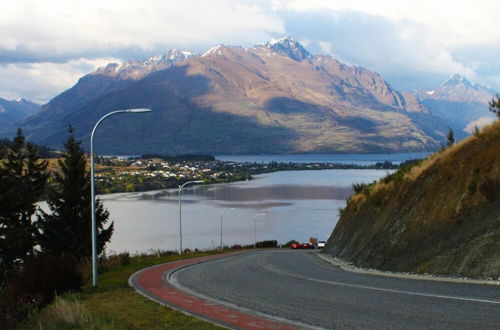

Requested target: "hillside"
[
  {"left": 323, "top": 121, "right": 500, "bottom": 278},
  {"left": 9, "top": 38, "right": 447, "bottom": 154},
  {"left": 9, "top": 49, "right": 197, "bottom": 139}
]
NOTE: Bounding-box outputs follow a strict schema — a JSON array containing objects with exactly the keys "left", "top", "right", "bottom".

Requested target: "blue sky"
[{"left": 1, "top": 0, "right": 499, "bottom": 103}]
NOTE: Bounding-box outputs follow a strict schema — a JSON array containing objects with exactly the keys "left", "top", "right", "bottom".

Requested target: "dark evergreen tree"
[
  {"left": 37, "top": 127, "right": 113, "bottom": 258},
  {"left": 488, "top": 95, "right": 500, "bottom": 119},
  {"left": 0, "top": 129, "right": 48, "bottom": 278},
  {"left": 446, "top": 127, "right": 455, "bottom": 147}
]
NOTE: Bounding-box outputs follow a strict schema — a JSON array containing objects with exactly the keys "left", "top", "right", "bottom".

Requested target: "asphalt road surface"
[{"left": 171, "top": 250, "right": 500, "bottom": 329}]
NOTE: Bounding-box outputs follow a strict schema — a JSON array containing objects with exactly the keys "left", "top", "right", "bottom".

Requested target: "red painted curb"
[{"left": 129, "top": 251, "right": 298, "bottom": 329}]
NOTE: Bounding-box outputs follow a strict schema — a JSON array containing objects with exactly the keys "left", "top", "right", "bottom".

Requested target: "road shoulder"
[{"left": 316, "top": 253, "right": 500, "bottom": 286}]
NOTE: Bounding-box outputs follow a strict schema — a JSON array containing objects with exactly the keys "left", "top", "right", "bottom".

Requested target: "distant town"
[{"left": 92, "top": 154, "right": 400, "bottom": 194}]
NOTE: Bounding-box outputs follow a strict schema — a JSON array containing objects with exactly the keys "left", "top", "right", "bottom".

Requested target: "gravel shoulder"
[{"left": 316, "top": 253, "right": 500, "bottom": 286}]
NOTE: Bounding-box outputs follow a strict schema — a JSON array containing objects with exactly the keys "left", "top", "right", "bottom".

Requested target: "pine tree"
[
  {"left": 446, "top": 127, "right": 455, "bottom": 147},
  {"left": 37, "top": 127, "right": 113, "bottom": 259},
  {"left": 0, "top": 129, "right": 48, "bottom": 277},
  {"left": 488, "top": 95, "right": 500, "bottom": 119}
]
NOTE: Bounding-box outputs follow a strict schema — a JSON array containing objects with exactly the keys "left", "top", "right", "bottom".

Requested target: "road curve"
[
  {"left": 129, "top": 251, "right": 297, "bottom": 329},
  {"left": 171, "top": 250, "right": 500, "bottom": 329}
]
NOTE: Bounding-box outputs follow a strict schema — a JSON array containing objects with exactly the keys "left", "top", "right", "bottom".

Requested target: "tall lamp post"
[
  {"left": 219, "top": 208, "right": 235, "bottom": 250},
  {"left": 254, "top": 213, "right": 266, "bottom": 248},
  {"left": 178, "top": 180, "right": 203, "bottom": 255},
  {"left": 90, "top": 108, "right": 151, "bottom": 287}
]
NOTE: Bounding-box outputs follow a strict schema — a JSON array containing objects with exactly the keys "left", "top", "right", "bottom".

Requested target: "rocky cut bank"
[{"left": 324, "top": 121, "right": 500, "bottom": 278}]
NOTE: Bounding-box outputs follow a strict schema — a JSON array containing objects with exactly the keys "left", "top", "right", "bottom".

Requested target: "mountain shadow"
[
  {"left": 35, "top": 65, "right": 300, "bottom": 155},
  {"left": 265, "top": 97, "right": 331, "bottom": 115}
]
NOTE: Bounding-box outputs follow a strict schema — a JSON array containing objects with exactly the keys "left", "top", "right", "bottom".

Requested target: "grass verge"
[{"left": 21, "top": 251, "right": 227, "bottom": 329}]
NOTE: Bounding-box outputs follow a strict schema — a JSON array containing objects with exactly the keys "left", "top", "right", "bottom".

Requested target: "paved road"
[{"left": 171, "top": 250, "right": 500, "bottom": 329}]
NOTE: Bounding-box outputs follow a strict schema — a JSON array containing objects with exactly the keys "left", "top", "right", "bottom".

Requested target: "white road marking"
[{"left": 261, "top": 259, "right": 500, "bottom": 305}]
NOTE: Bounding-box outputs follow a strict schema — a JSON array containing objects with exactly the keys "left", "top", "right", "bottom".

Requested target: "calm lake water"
[{"left": 96, "top": 169, "right": 391, "bottom": 254}]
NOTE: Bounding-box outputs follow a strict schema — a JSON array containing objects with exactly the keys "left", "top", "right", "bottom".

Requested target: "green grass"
[{"left": 23, "top": 251, "right": 226, "bottom": 329}]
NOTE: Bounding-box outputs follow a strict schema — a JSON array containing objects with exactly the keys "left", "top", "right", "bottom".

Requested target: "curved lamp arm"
[{"left": 90, "top": 108, "right": 151, "bottom": 287}]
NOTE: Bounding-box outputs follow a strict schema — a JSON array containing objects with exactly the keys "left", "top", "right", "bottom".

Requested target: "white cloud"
[
  {"left": 0, "top": 0, "right": 285, "bottom": 101},
  {"left": 0, "top": 0, "right": 499, "bottom": 101},
  {"left": 0, "top": 0, "right": 284, "bottom": 61},
  {"left": 272, "top": 0, "right": 500, "bottom": 46},
  {"left": 275, "top": 5, "right": 498, "bottom": 90},
  {"left": 0, "top": 58, "right": 120, "bottom": 103},
  {"left": 464, "top": 116, "right": 497, "bottom": 134}
]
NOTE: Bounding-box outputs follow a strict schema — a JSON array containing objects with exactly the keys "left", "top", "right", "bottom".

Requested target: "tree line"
[{"left": 0, "top": 126, "right": 113, "bottom": 283}]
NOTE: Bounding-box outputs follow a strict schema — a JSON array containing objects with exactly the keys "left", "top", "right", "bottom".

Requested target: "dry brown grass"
[
  {"left": 403, "top": 120, "right": 499, "bottom": 183},
  {"left": 349, "top": 193, "right": 367, "bottom": 205},
  {"left": 327, "top": 120, "right": 500, "bottom": 277},
  {"left": 37, "top": 296, "right": 93, "bottom": 328}
]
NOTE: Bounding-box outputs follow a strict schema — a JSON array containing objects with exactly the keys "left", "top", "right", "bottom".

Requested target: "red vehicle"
[
  {"left": 301, "top": 242, "right": 314, "bottom": 249},
  {"left": 290, "top": 242, "right": 301, "bottom": 249}
]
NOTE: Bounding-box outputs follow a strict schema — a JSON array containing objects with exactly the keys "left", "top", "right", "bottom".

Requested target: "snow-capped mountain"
[
  {"left": 202, "top": 45, "right": 226, "bottom": 57},
  {"left": 95, "top": 49, "right": 199, "bottom": 80},
  {"left": 0, "top": 97, "right": 40, "bottom": 129},
  {"left": 7, "top": 48, "right": 200, "bottom": 136},
  {"left": 10, "top": 38, "right": 447, "bottom": 154},
  {"left": 416, "top": 74, "right": 497, "bottom": 136},
  {"left": 254, "top": 37, "right": 313, "bottom": 62},
  {"left": 201, "top": 37, "right": 313, "bottom": 62},
  {"left": 419, "top": 74, "right": 495, "bottom": 103}
]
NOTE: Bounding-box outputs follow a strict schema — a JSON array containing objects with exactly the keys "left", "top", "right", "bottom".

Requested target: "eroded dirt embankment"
[{"left": 324, "top": 121, "right": 500, "bottom": 278}]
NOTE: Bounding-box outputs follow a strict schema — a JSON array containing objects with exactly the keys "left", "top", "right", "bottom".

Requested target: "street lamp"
[
  {"left": 254, "top": 213, "right": 266, "bottom": 248},
  {"left": 178, "top": 180, "right": 203, "bottom": 255},
  {"left": 219, "top": 208, "right": 235, "bottom": 250},
  {"left": 90, "top": 108, "right": 151, "bottom": 287}
]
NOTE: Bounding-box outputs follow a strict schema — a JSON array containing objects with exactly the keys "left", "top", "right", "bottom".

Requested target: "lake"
[
  {"left": 98, "top": 169, "right": 391, "bottom": 254},
  {"left": 215, "top": 152, "right": 430, "bottom": 165}
]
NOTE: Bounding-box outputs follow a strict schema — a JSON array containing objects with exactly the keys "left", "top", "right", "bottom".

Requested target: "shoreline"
[{"left": 94, "top": 161, "right": 400, "bottom": 195}]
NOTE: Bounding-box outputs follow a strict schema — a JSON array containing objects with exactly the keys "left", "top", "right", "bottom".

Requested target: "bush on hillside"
[
  {"left": 352, "top": 182, "right": 376, "bottom": 196},
  {"left": 0, "top": 255, "right": 82, "bottom": 329},
  {"left": 381, "top": 159, "right": 424, "bottom": 184},
  {"left": 8, "top": 255, "right": 83, "bottom": 308},
  {"left": 479, "top": 178, "right": 500, "bottom": 202}
]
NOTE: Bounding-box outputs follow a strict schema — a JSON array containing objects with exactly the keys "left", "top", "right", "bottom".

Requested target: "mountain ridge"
[
  {"left": 415, "top": 74, "right": 496, "bottom": 137},
  {"left": 0, "top": 97, "right": 40, "bottom": 129},
  {"left": 5, "top": 37, "right": 448, "bottom": 154}
]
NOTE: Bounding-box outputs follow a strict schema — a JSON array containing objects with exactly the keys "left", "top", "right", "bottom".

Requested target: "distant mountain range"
[
  {"left": 416, "top": 74, "right": 496, "bottom": 138},
  {"left": 1, "top": 38, "right": 496, "bottom": 154},
  {"left": 0, "top": 98, "right": 40, "bottom": 129}
]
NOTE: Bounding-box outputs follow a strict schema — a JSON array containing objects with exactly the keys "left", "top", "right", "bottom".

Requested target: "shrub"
[
  {"left": 8, "top": 255, "right": 83, "bottom": 308},
  {"left": 255, "top": 240, "right": 278, "bottom": 248},
  {"left": 352, "top": 181, "right": 375, "bottom": 196},
  {"left": 472, "top": 126, "right": 481, "bottom": 137},
  {"left": 118, "top": 252, "right": 131, "bottom": 266},
  {"left": 0, "top": 286, "right": 38, "bottom": 330},
  {"left": 352, "top": 182, "right": 365, "bottom": 194},
  {"left": 381, "top": 159, "right": 423, "bottom": 184},
  {"left": 479, "top": 178, "right": 500, "bottom": 202},
  {"left": 0, "top": 255, "right": 83, "bottom": 329}
]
